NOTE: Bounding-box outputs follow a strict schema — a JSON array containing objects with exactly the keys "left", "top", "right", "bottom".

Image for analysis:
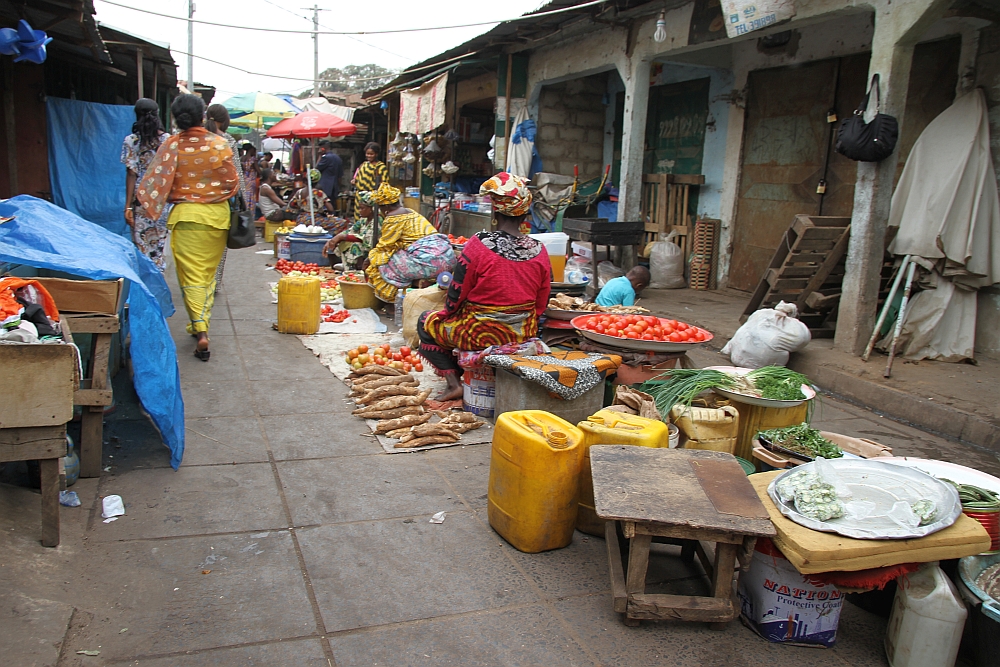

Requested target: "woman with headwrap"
[
  {"left": 121, "top": 98, "right": 171, "bottom": 270},
  {"left": 287, "top": 168, "right": 335, "bottom": 226},
  {"left": 417, "top": 173, "right": 550, "bottom": 400},
  {"left": 323, "top": 190, "right": 378, "bottom": 269},
  {"left": 137, "top": 94, "right": 240, "bottom": 361},
  {"left": 364, "top": 182, "right": 456, "bottom": 303}
]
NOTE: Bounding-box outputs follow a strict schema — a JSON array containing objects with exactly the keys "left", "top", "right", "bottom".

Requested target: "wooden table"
[
  {"left": 591, "top": 446, "right": 775, "bottom": 626},
  {"left": 561, "top": 218, "right": 645, "bottom": 298},
  {"left": 63, "top": 314, "right": 119, "bottom": 478}
]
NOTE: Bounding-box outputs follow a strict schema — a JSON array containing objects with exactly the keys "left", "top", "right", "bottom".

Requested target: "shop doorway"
[{"left": 728, "top": 38, "right": 961, "bottom": 292}]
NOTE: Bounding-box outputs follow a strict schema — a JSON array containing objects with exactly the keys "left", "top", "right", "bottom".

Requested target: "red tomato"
[
  {"left": 392, "top": 353, "right": 403, "bottom": 362},
  {"left": 414, "top": 363, "right": 424, "bottom": 372},
  {"left": 400, "top": 346, "right": 411, "bottom": 356}
]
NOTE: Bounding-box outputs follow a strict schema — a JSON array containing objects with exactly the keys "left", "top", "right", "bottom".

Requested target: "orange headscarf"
[{"left": 136, "top": 126, "right": 240, "bottom": 221}]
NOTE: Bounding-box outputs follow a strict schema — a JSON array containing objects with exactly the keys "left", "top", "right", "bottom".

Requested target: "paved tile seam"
[
  {"left": 424, "top": 457, "right": 603, "bottom": 667},
  {"left": 101, "top": 633, "right": 325, "bottom": 665},
  {"left": 223, "top": 292, "right": 340, "bottom": 666},
  {"left": 100, "top": 526, "right": 294, "bottom": 544},
  {"left": 289, "top": 508, "right": 477, "bottom": 532}
]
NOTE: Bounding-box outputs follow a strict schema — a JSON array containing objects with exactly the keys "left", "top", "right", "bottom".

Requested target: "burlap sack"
[
  {"left": 612, "top": 386, "right": 659, "bottom": 421},
  {"left": 401, "top": 285, "right": 447, "bottom": 348}
]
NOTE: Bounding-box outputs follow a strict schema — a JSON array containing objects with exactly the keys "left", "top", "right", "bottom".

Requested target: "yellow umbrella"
[{"left": 222, "top": 92, "right": 297, "bottom": 129}]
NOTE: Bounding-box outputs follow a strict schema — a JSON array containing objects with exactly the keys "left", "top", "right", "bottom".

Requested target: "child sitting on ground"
[{"left": 595, "top": 266, "right": 650, "bottom": 307}]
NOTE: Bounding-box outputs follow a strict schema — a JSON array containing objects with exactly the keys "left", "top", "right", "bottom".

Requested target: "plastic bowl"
[{"left": 338, "top": 279, "right": 378, "bottom": 310}]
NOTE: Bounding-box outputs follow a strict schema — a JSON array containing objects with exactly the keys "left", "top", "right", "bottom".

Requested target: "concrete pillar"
[
  {"left": 834, "top": 0, "right": 951, "bottom": 355},
  {"left": 616, "top": 58, "right": 651, "bottom": 271}
]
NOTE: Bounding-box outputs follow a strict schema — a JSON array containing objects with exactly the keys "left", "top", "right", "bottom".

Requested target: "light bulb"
[{"left": 653, "top": 11, "right": 667, "bottom": 43}]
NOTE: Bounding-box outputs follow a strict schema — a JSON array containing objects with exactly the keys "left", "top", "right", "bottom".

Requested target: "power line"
[
  {"left": 168, "top": 46, "right": 402, "bottom": 84},
  {"left": 96, "top": 0, "right": 608, "bottom": 36},
  {"left": 258, "top": 0, "right": 412, "bottom": 63}
]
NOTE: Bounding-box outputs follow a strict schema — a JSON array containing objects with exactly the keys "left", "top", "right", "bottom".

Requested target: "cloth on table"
[
  {"left": 0, "top": 277, "right": 60, "bottom": 327},
  {"left": 578, "top": 340, "right": 688, "bottom": 368},
  {"left": 456, "top": 339, "right": 549, "bottom": 369},
  {"left": 805, "top": 563, "right": 922, "bottom": 593},
  {"left": 483, "top": 349, "right": 621, "bottom": 400}
]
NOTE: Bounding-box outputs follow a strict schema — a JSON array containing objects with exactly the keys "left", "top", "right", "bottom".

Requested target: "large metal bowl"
[
  {"left": 570, "top": 314, "right": 713, "bottom": 352},
  {"left": 543, "top": 308, "right": 579, "bottom": 321},
  {"left": 704, "top": 365, "right": 816, "bottom": 407}
]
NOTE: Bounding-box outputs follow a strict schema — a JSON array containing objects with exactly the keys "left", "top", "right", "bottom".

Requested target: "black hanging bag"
[
  {"left": 227, "top": 192, "right": 256, "bottom": 249},
  {"left": 835, "top": 73, "right": 899, "bottom": 163}
]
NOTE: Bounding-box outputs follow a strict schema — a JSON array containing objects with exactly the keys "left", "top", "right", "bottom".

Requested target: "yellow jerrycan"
[
  {"left": 488, "top": 410, "right": 584, "bottom": 553},
  {"left": 277, "top": 275, "right": 321, "bottom": 334},
  {"left": 576, "top": 409, "right": 670, "bottom": 536}
]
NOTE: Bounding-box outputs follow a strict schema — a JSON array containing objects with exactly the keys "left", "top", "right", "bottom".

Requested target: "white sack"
[
  {"left": 647, "top": 238, "right": 685, "bottom": 289},
  {"left": 722, "top": 301, "right": 811, "bottom": 368}
]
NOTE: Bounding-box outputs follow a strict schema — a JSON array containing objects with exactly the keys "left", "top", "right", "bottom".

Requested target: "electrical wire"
[
  {"left": 257, "top": 0, "right": 413, "bottom": 62},
  {"left": 166, "top": 46, "right": 477, "bottom": 84},
  {"left": 96, "top": 0, "right": 609, "bottom": 36},
  {"left": 168, "top": 47, "right": 399, "bottom": 84}
]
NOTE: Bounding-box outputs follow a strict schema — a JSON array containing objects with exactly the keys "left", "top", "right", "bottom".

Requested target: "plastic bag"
[
  {"left": 721, "top": 301, "right": 811, "bottom": 368},
  {"left": 597, "top": 261, "right": 624, "bottom": 288},
  {"left": 565, "top": 255, "right": 592, "bottom": 284},
  {"left": 648, "top": 236, "right": 686, "bottom": 289}
]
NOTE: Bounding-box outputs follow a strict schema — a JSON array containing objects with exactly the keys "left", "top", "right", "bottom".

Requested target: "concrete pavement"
[{"left": 2, "top": 241, "right": 998, "bottom": 666}]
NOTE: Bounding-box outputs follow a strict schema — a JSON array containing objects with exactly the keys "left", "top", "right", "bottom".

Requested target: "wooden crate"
[
  {"left": 0, "top": 338, "right": 77, "bottom": 429},
  {"left": 639, "top": 174, "right": 705, "bottom": 259}
]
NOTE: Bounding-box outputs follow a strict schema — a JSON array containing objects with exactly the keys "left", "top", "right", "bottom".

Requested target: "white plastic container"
[
  {"left": 530, "top": 232, "right": 569, "bottom": 256},
  {"left": 885, "top": 562, "right": 967, "bottom": 667}
]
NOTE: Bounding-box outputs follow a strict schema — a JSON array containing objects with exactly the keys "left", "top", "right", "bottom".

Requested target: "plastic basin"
[{"left": 338, "top": 280, "right": 378, "bottom": 310}]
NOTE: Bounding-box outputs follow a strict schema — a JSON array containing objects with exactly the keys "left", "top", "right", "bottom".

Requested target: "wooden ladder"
[
  {"left": 740, "top": 215, "right": 851, "bottom": 337},
  {"left": 639, "top": 173, "right": 705, "bottom": 258}
]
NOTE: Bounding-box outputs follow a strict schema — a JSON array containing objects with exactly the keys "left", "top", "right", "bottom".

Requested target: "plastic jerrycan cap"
[{"left": 518, "top": 414, "right": 570, "bottom": 449}]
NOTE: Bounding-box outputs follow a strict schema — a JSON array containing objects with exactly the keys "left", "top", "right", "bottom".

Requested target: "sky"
[{"left": 92, "top": 0, "right": 546, "bottom": 103}]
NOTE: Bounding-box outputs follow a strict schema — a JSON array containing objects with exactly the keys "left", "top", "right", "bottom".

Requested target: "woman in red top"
[{"left": 418, "top": 172, "right": 550, "bottom": 400}]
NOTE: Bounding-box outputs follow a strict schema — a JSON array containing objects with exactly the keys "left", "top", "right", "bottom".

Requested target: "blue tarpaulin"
[
  {"left": 46, "top": 97, "right": 134, "bottom": 236},
  {"left": 0, "top": 196, "right": 185, "bottom": 469}
]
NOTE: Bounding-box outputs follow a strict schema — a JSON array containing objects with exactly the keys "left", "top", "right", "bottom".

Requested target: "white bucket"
[
  {"left": 462, "top": 366, "right": 496, "bottom": 418},
  {"left": 276, "top": 233, "right": 291, "bottom": 261},
  {"left": 529, "top": 232, "right": 569, "bottom": 256}
]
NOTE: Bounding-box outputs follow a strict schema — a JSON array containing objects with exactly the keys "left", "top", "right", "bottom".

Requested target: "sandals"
[{"left": 194, "top": 335, "right": 210, "bottom": 361}]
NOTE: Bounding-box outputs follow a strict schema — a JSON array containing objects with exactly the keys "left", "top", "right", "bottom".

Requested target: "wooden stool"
[
  {"left": 64, "top": 314, "right": 119, "bottom": 478},
  {"left": 591, "top": 446, "right": 775, "bottom": 627}
]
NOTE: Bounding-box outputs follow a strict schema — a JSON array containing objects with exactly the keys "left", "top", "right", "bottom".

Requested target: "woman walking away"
[
  {"left": 352, "top": 142, "right": 388, "bottom": 211},
  {"left": 364, "top": 182, "right": 455, "bottom": 303},
  {"left": 121, "top": 98, "right": 171, "bottom": 270},
  {"left": 205, "top": 104, "right": 248, "bottom": 292},
  {"left": 418, "top": 173, "right": 550, "bottom": 400},
  {"left": 137, "top": 94, "right": 239, "bottom": 361}
]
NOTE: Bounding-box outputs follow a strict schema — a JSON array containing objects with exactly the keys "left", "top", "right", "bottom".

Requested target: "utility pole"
[
  {"left": 302, "top": 5, "right": 328, "bottom": 96},
  {"left": 187, "top": 0, "right": 195, "bottom": 89}
]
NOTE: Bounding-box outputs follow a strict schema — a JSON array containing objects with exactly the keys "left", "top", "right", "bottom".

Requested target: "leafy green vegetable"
[
  {"left": 746, "top": 366, "right": 812, "bottom": 400},
  {"left": 640, "top": 369, "right": 738, "bottom": 418},
  {"left": 757, "top": 423, "right": 842, "bottom": 459}
]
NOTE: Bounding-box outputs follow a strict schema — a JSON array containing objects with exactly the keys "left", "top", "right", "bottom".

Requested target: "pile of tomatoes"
[
  {"left": 345, "top": 343, "right": 424, "bottom": 372},
  {"left": 448, "top": 234, "right": 469, "bottom": 245},
  {"left": 275, "top": 259, "right": 321, "bottom": 275},
  {"left": 578, "top": 314, "right": 711, "bottom": 343},
  {"left": 321, "top": 305, "right": 352, "bottom": 323},
  {"left": 339, "top": 271, "right": 366, "bottom": 283}
]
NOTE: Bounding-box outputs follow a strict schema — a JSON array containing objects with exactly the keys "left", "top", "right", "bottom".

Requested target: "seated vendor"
[
  {"left": 596, "top": 266, "right": 650, "bottom": 307},
  {"left": 323, "top": 190, "right": 378, "bottom": 269},
  {"left": 417, "top": 172, "right": 551, "bottom": 401},
  {"left": 363, "top": 182, "right": 456, "bottom": 303},
  {"left": 287, "top": 169, "right": 335, "bottom": 225}
]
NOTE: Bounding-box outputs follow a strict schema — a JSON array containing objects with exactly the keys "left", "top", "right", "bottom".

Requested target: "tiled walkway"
[{"left": 4, "top": 240, "right": 997, "bottom": 666}]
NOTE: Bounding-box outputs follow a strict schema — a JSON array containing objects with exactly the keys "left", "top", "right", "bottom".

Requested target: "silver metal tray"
[
  {"left": 767, "top": 459, "right": 962, "bottom": 540},
  {"left": 706, "top": 365, "right": 816, "bottom": 408}
]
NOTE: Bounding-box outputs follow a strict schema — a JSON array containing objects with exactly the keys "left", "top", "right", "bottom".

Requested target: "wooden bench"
[
  {"left": 63, "top": 314, "right": 119, "bottom": 478},
  {"left": 591, "top": 446, "right": 775, "bottom": 627}
]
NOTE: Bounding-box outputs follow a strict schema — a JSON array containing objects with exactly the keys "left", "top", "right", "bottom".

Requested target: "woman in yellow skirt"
[
  {"left": 363, "top": 183, "right": 456, "bottom": 303},
  {"left": 137, "top": 94, "right": 239, "bottom": 361}
]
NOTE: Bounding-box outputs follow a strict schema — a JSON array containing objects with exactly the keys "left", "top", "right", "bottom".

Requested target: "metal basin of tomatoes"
[{"left": 570, "top": 314, "right": 713, "bottom": 352}]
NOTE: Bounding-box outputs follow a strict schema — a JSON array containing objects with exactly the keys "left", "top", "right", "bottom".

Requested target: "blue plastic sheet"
[
  {"left": 46, "top": 97, "right": 134, "bottom": 236},
  {"left": 0, "top": 196, "right": 185, "bottom": 469}
]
